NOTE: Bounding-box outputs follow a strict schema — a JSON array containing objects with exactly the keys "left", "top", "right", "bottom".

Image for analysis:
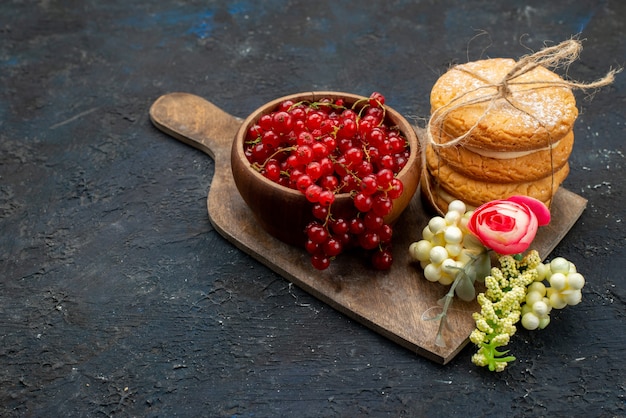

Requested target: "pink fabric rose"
[{"left": 467, "top": 196, "right": 551, "bottom": 255}]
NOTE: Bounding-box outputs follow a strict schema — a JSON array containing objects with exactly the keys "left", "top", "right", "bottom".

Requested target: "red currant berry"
[
  {"left": 272, "top": 111, "right": 293, "bottom": 134},
  {"left": 362, "top": 114, "right": 379, "bottom": 127},
  {"left": 295, "top": 145, "right": 314, "bottom": 165},
  {"left": 318, "top": 118, "right": 335, "bottom": 135},
  {"left": 296, "top": 174, "right": 313, "bottom": 193},
  {"left": 286, "top": 154, "right": 300, "bottom": 169},
  {"left": 394, "top": 153, "right": 408, "bottom": 171},
  {"left": 334, "top": 158, "right": 349, "bottom": 178},
  {"left": 293, "top": 119, "right": 306, "bottom": 133},
  {"left": 342, "top": 174, "right": 360, "bottom": 193},
  {"left": 317, "top": 190, "right": 335, "bottom": 207},
  {"left": 367, "top": 127, "right": 386, "bottom": 147},
  {"left": 387, "top": 178, "right": 404, "bottom": 199},
  {"left": 290, "top": 107, "right": 307, "bottom": 121},
  {"left": 335, "top": 232, "right": 352, "bottom": 246},
  {"left": 317, "top": 98, "right": 332, "bottom": 109},
  {"left": 341, "top": 109, "right": 358, "bottom": 120},
  {"left": 319, "top": 157, "right": 334, "bottom": 176},
  {"left": 344, "top": 147, "right": 364, "bottom": 166},
  {"left": 311, "top": 142, "right": 328, "bottom": 159},
  {"left": 263, "top": 160, "right": 281, "bottom": 182},
  {"left": 330, "top": 218, "right": 349, "bottom": 235},
  {"left": 306, "top": 161, "right": 323, "bottom": 180},
  {"left": 363, "top": 211, "right": 384, "bottom": 230},
  {"left": 311, "top": 253, "right": 330, "bottom": 270},
  {"left": 369, "top": 92, "right": 385, "bottom": 107},
  {"left": 259, "top": 114, "right": 273, "bottom": 131},
  {"left": 365, "top": 106, "right": 384, "bottom": 124},
  {"left": 371, "top": 248, "right": 393, "bottom": 270},
  {"left": 306, "top": 112, "right": 324, "bottom": 130},
  {"left": 311, "top": 203, "right": 328, "bottom": 220},
  {"left": 379, "top": 154, "right": 396, "bottom": 171},
  {"left": 359, "top": 231, "right": 380, "bottom": 250},
  {"left": 319, "top": 175, "right": 339, "bottom": 191},
  {"left": 262, "top": 131, "right": 280, "bottom": 148},
  {"left": 297, "top": 131, "right": 315, "bottom": 146},
  {"left": 353, "top": 193, "right": 373, "bottom": 212},
  {"left": 250, "top": 143, "right": 271, "bottom": 163},
  {"left": 389, "top": 136, "right": 406, "bottom": 153},
  {"left": 277, "top": 177, "right": 290, "bottom": 188},
  {"left": 323, "top": 238, "right": 343, "bottom": 257},
  {"left": 377, "top": 224, "right": 393, "bottom": 244},
  {"left": 360, "top": 174, "right": 378, "bottom": 195},
  {"left": 248, "top": 124, "right": 263, "bottom": 140},
  {"left": 367, "top": 147, "right": 380, "bottom": 165},
  {"left": 278, "top": 100, "right": 295, "bottom": 112},
  {"left": 305, "top": 184, "right": 322, "bottom": 203},
  {"left": 357, "top": 118, "right": 374, "bottom": 138},
  {"left": 379, "top": 140, "right": 395, "bottom": 156},
  {"left": 372, "top": 194, "right": 393, "bottom": 217},
  {"left": 305, "top": 239, "right": 320, "bottom": 254},
  {"left": 348, "top": 218, "right": 366, "bottom": 235},
  {"left": 376, "top": 168, "right": 394, "bottom": 189},
  {"left": 321, "top": 135, "right": 337, "bottom": 153},
  {"left": 307, "top": 223, "right": 329, "bottom": 244},
  {"left": 355, "top": 161, "right": 373, "bottom": 178},
  {"left": 337, "top": 118, "right": 357, "bottom": 140},
  {"left": 337, "top": 138, "right": 354, "bottom": 154}
]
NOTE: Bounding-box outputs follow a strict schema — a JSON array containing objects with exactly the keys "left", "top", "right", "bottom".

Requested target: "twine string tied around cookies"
[{"left": 422, "top": 39, "right": 620, "bottom": 214}]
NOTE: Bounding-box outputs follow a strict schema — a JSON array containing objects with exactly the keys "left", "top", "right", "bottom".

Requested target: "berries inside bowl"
[{"left": 231, "top": 91, "right": 421, "bottom": 270}]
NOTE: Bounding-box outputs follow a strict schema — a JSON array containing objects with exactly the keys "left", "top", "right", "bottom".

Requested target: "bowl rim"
[{"left": 233, "top": 90, "right": 420, "bottom": 199}]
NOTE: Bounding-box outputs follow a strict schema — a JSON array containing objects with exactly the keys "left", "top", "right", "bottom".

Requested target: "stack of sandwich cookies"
[{"left": 422, "top": 57, "right": 579, "bottom": 213}]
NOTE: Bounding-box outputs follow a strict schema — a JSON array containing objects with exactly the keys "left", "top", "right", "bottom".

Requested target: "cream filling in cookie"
[
  {"left": 437, "top": 188, "right": 476, "bottom": 210},
  {"left": 464, "top": 139, "right": 562, "bottom": 159}
]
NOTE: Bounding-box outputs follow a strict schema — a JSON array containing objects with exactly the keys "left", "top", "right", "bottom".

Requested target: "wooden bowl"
[{"left": 231, "top": 91, "right": 421, "bottom": 247}]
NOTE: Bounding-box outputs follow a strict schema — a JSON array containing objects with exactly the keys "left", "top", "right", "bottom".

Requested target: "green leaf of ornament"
[
  {"left": 497, "top": 355, "right": 516, "bottom": 363},
  {"left": 455, "top": 275, "right": 476, "bottom": 301},
  {"left": 493, "top": 348, "right": 511, "bottom": 356}
]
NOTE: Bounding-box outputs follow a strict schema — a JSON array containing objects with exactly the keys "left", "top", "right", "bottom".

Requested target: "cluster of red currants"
[{"left": 244, "top": 92, "right": 409, "bottom": 270}]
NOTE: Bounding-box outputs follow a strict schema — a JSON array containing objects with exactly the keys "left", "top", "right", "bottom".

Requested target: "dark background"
[{"left": 1, "top": 0, "right": 625, "bottom": 416}]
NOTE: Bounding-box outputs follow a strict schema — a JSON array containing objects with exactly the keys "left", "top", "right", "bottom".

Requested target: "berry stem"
[{"left": 251, "top": 146, "right": 297, "bottom": 172}]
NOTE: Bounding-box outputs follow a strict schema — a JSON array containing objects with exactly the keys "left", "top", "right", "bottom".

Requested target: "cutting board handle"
[{"left": 149, "top": 92, "right": 242, "bottom": 162}]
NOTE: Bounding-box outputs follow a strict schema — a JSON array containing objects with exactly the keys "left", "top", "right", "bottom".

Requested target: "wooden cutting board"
[{"left": 149, "top": 92, "right": 588, "bottom": 364}]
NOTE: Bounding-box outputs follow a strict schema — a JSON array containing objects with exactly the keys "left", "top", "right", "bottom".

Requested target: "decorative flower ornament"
[
  {"left": 409, "top": 196, "right": 586, "bottom": 372},
  {"left": 467, "top": 195, "right": 550, "bottom": 255}
]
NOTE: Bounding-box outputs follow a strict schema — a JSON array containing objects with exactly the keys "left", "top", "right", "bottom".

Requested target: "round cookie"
[
  {"left": 420, "top": 176, "right": 476, "bottom": 215},
  {"left": 423, "top": 157, "right": 569, "bottom": 208},
  {"left": 430, "top": 58, "right": 578, "bottom": 151},
  {"left": 421, "top": 171, "right": 556, "bottom": 215},
  {"left": 426, "top": 129, "right": 574, "bottom": 183}
]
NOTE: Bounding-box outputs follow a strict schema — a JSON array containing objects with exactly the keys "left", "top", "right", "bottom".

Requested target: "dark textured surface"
[{"left": 1, "top": 1, "right": 625, "bottom": 416}]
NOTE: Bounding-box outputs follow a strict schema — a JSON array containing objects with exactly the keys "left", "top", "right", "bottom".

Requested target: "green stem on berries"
[
  {"left": 352, "top": 99, "right": 372, "bottom": 121},
  {"left": 351, "top": 97, "right": 369, "bottom": 110},
  {"left": 251, "top": 146, "right": 297, "bottom": 172},
  {"left": 322, "top": 204, "right": 335, "bottom": 228},
  {"left": 289, "top": 100, "right": 346, "bottom": 112},
  {"left": 351, "top": 97, "right": 387, "bottom": 126}
]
